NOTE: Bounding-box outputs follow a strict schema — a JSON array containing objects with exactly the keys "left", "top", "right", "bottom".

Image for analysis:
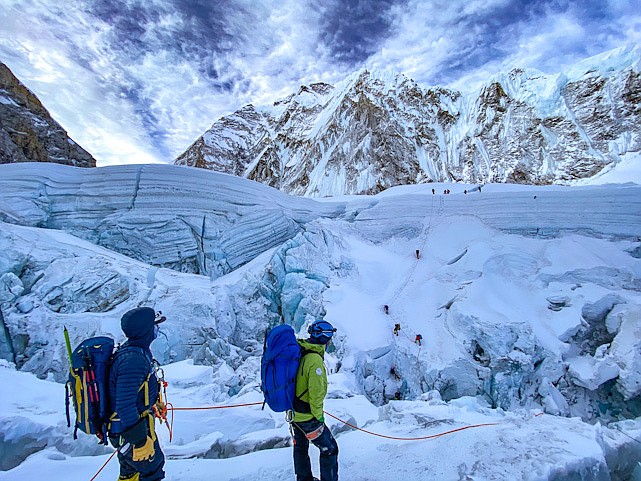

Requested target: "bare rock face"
[
  {"left": 176, "top": 47, "right": 641, "bottom": 196},
  {"left": 0, "top": 63, "right": 96, "bottom": 167}
]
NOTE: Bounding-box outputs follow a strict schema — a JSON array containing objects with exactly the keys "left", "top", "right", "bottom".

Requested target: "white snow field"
[{"left": 0, "top": 163, "right": 640, "bottom": 480}]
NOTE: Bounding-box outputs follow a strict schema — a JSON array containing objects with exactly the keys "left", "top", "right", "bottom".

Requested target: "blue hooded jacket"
[{"left": 108, "top": 307, "right": 160, "bottom": 435}]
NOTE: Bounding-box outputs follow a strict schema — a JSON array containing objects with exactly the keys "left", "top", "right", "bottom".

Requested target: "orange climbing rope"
[
  {"left": 169, "top": 401, "right": 263, "bottom": 411},
  {"left": 89, "top": 450, "right": 117, "bottom": 481},
  {"left": 323, "top": 410, "right": 500, "bottom": 441},
  {"left": 164, "top": 401, "right": 264, "bottom": 443},
  {"left": 87, "top": 401, "right": 264, "bottom": 481},
  {"left": 88, "top": 400, "right": 506, "bottom": 480}
]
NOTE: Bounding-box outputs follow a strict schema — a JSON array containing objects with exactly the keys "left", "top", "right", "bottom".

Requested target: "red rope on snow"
[
  {"left": 89, "top": 449, "right": 117, "bottom": 481},
  {"left": 88, "top": 401, "right": 512, "bottom": 480},
  {"left": 323, "top": 410, "right": 500, "bottom": 441},
  {"left": 169, "top": 401, "right": 264, "bottom": 411}
]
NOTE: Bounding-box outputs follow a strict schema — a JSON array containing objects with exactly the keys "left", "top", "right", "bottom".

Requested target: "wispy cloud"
[{"left": 0, "top": 0, "right": 638, "bottom": 166}]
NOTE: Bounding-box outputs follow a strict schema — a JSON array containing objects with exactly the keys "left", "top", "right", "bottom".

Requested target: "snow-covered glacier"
[{"left": 0, "top": 163, "right": 640, "bottom": 479}]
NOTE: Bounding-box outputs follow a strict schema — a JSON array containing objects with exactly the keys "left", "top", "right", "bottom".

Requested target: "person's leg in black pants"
[
  {"left": 293, "top": 421, "right": 314, "bottom": 481},
  {"left": 314, "top": 425, "right": 338, "bottom": 481},
  {"left": 292, "top": 420, "right": 338, "bottom": 481}
]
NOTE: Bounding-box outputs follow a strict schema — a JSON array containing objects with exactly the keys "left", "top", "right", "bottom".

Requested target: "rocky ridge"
[
  {"left": 0, "top": 63, "right": 95, "bottom": 168},
  {"left": 176, "top": 46, "right": 641, "bottom": 196}
]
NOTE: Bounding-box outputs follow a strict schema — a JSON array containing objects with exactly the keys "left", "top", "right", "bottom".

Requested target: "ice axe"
[{"left": 63, "top": 326, "right": 73, "bottom": 368}]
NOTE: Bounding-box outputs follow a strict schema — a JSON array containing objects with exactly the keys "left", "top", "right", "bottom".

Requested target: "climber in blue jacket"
[{"left": 108, "top": 307, "right": 166, "bottom": 481}]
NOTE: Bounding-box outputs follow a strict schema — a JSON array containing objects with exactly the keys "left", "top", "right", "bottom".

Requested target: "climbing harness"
[
  {"left": 288, "top": 418, "right": 326, "bottom": 441},
  {"left": 151, "top": 363, "right": 172, "bottom": 442},
  {"left": 305, "top": 424, "right": 324, "bottom": 441}
]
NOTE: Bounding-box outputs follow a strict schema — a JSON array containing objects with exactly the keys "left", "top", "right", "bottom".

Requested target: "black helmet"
[{"left": 308, "top": 320, "right": 336, "bottom": 344}]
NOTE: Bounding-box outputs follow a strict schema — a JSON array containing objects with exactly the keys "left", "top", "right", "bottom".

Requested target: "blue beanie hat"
[{"left": 121, "top": 307, "right": 155, "bottom": 346}]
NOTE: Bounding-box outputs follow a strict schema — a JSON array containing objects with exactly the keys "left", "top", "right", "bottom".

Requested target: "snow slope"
[
  {"left": 0, "top": 163, "right": 640, "bottom": 479},
  {"left": 1, "top": 360, "right": 640, "bottom": 481}
]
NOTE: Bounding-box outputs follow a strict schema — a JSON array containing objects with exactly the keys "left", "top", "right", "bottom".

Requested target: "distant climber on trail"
[
  {"left": 415, "top": 249, "right": 420, "bottom": 259},
  {"left": 432, "top": 188, "right": 435, "bottom": 195},
  {"left": 393, "top": 323, "right": 401, "bottom": 336},
  {"left": 383, "top": 304, "right": 389, "bottom": 315},
  {"left": 415, "top": 334, "right": 423, "bottom": 346},
  {"left": 291, "top": 320, "right": 339, "bottom": 481},
  {"left": 109, "top": 307, "right": 167, "bottom": 481}
]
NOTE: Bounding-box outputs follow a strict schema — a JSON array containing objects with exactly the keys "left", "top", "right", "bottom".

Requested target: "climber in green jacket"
[{"left": 291, "top": 320, "right": 339, "bottom": 481}]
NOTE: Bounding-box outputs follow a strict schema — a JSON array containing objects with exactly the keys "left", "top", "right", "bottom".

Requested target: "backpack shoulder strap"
[
  {"left": 300, "top": 348, "right": 323, "bottom": 368},
  {"left": 110, "top": 345, "right": 154, "bottom": 409}
]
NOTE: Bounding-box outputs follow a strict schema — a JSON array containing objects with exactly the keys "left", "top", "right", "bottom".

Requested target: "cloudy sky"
[{"left": 1, "top": 0, "right": 639, "bottom": 166}]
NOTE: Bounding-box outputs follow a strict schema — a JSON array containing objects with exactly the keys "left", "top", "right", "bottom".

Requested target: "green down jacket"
[{"left": 293, "top": 339, "right": 327, "bottom": 423}]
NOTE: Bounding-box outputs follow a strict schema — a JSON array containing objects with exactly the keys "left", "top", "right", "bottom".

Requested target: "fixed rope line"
[
  {"left": 169, "top": 403, "right": 501, "bottom": 442},
  {"left": 89, "top": 401, "right": 509, "bottom": 481},
  {"left": 169, "top": 401, "right": 263, "bottom": 411},
  {"left": 386, "top": 194, "right": 444, "bottom": 353},
  {"left": 324, "top": 411, "right": 499, "bottom": 441},
  {"left": 89, "top": 450, "right": 117, "bottom": 481},
  {"left": 613, "top": 425, "right": 641, "bottom": 446},
  {"left": 87, "top": 401, "right": 264, "bottom": 481},
  {"left": 388, "top": 195, "right": 437, "bottom": 306}
]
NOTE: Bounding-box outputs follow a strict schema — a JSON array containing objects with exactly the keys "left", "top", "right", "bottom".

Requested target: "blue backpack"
[
  {"left": 261, "top": 325, "right": 305, "bottom": 412},
  {"left": 65, "top": 336, "right": 115, "bottom": 445}
]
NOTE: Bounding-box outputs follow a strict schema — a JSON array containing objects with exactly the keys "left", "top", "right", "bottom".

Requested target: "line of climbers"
[
  {"left": 430, "top": 185, "right": 483, "bottom": 195},
  {"left": 386, "top": 301, "right": 423, "bottom": 345},
  {"left": 385, "top": 246, "right": 428, "bottom": 402},
  {"left": 385, "top": 288, "right": 423, "bottom": 403}
]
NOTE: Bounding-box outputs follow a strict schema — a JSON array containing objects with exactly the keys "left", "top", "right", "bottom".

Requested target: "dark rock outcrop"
[{"left": 0, "top": 63, "right": 95, "bottom": 167}]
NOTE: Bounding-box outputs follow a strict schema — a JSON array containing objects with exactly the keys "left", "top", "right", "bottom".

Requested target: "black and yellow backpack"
[{"left": 65, "top": 336, "right": 115, "bottom": 445}]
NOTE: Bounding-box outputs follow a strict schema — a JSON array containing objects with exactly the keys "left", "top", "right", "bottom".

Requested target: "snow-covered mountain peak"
[
  {"left": 563, "top": 44, "right": 641, "bottom": 82},
  {"left": 176, "top": 47, "right": 640, "bottom": 196},
  {"left": 272, "top": 82, "right": 335, "bottom": 111},
  {"left": 336, "top": 67, "right": 409, "bottom": 94}
]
